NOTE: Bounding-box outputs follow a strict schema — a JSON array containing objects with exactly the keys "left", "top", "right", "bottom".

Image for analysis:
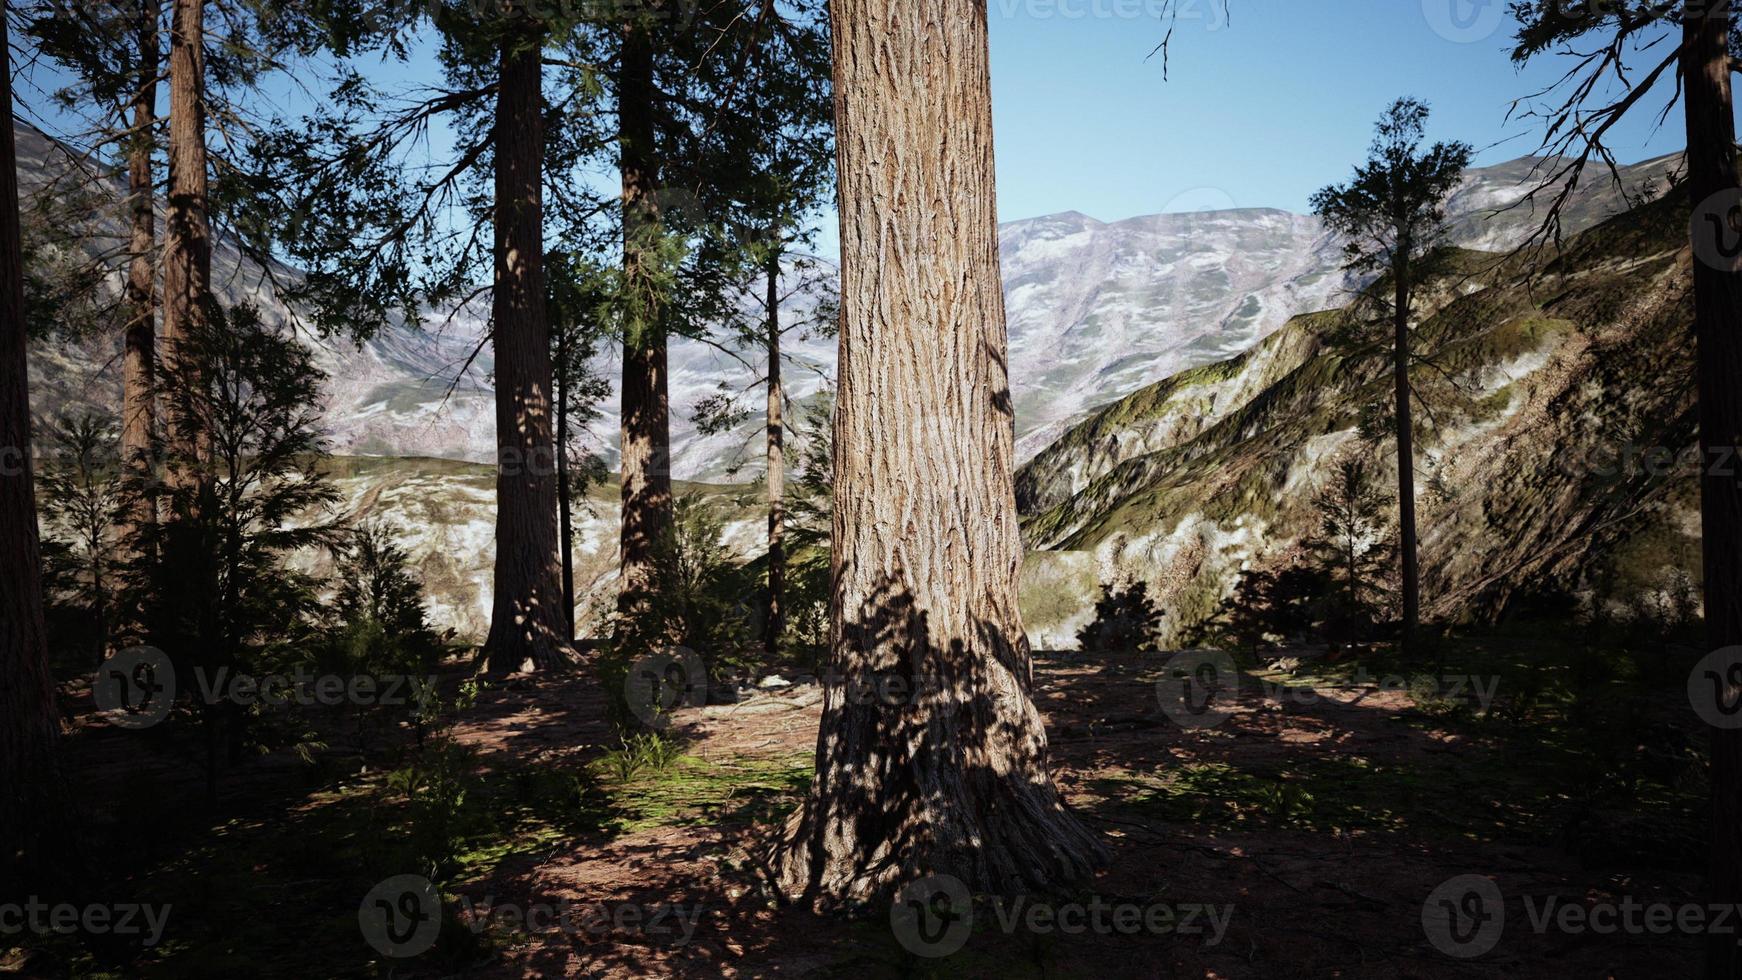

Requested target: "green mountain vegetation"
[{"left": 1018, "top": 190, "right": 1700, "bottom": 645}]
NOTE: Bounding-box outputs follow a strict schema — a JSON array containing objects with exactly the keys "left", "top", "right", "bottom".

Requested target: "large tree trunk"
[
  {"left": 765, "top": 251, "right": 785, "bottom": 656},
  {"left": 482, "top": 19, "right": 566, "bottom": 674},
  {"left": 0, "top": 12, "right": 65, "bottom": 883},
  {"left": 162, "top": 0, "right": 209, "bottom": 477},
  {"left": 123, "top": 0, "right": 159, "bottom": 530},
  {"left": 1685, "top": 5, "right": 1742, "bottom": 978},
  {"left": 776, "top": 0, "right": 1105, "bottom": 902},
  {"left": 1392, "top": 271, "right": 1420, "bottom": 645},
  {"left": 615, "top": 18, "right": 674, "bottom": 614}
]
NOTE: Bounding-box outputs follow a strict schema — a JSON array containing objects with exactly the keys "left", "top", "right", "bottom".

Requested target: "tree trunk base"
[
  {"left": 481, "top": 619, "right": 570, "bottom": 676},
  {"left": 772, "top": 615, "right": 1107, "bottom": 903}
]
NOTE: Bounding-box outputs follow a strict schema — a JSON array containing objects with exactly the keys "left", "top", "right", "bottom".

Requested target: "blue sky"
[
  {"left": 16, "top": 0, "right": 1694, "bottom": 250},
  {"left": 987, "top": 0, "right": 1689, "bottom": 224}
]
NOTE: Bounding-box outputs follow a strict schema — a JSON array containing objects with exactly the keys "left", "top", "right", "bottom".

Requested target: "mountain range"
[
  {"left": 20, "top": 121, "right": 1683, "bottom": 479},
  {"left": 18, "top": 121, "right": 1694, "bottom": 641}
]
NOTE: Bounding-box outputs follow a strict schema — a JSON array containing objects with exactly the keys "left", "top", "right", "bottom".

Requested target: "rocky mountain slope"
[
  {"left": 1015, "top": 191, "right": 1701, "bottom": 646},
  {"left": 20, "top": 120, "right": 1681, "bottom": 477},
  {"left": 19, "top": 118, "right": 1693, "bottom": 644}
]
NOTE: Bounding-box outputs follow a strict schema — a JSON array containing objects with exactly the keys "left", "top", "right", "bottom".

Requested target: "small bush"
[{"left": 1077, "top": 579, "right": 1165, "bottom": 653}]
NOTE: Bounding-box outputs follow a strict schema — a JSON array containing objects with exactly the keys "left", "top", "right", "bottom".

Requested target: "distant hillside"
[
  {"left": 18, "top": 120, "right": 1683, "bottom": 478},
  {"left": 1015, "top": 190, "right": 1700, "bottom": 646}
]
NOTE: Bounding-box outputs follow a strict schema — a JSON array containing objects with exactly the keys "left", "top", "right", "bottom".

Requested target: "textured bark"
[
  {"left": 482, "top": 21, "right": 567, "bottom": 673},
  {"left": 776, "top": 0, "right": 1106, "bottom": 901},
  {"left": 765, "top": 254, "right": 785, "bottom": 655},
  {"left": 1685, "top": 5, "right": 1742, "bottom": 978},
  {"left": 1392, "top": 270, "right": 1420, "bottom": 644},
  {"left": 161, "top": 0, "right": 208, "bottom": 476},
  {"left": 123, "top": 0, "right": 159, "bottom": 531},
  {"left": 615, "top": 19, "right": 674, "bottom": 613},
  {"left": 0, "top": 13, "right": 65, "bottom": 880}
]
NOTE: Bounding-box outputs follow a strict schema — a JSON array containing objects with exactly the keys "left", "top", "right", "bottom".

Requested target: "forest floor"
[{"left": 6, "top": 632, "right": 1709, "bottom": 979}]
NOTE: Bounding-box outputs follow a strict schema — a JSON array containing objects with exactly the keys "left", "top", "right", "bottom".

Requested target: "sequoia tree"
[
  {"left": 613, "top": 10, "right": 670, "bottom": 614},
  {"left": 123, "top": 1, "right": 160, "bottom": 526},
  {"left": 1681, "top": 6, "right": 1742, "bottom": 976},
  {"left": 607, "top": 0, "right": 832, "bottom": 627},
  {"left": 249, "top": 2, "right": 596, "bottom": 670},
  {"left": 22, "top": 0, "right": 163, "bottom": 530},
  {"left": 481, "top": 7, "right": 568, "bottom": 672},
  {"left": 1506, "top": 5, "right": 1742, "bottom": 974},
  {"left": 776, "top": 0, "right": 1105, "bottom": 900},
  {"left": 161, "top": 0, "right": 210, "bottom": 474},
  {"left": 0, "top": 9, "right": 65, "bottom": 882}
]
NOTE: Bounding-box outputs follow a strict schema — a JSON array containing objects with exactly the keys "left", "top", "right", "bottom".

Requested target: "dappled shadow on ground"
[
  {"left": 23, "top": 644, "right": 1705, "bottom": 978},
  {"left": 443, "top": 645, "right": 1704, "bottom": 978}
]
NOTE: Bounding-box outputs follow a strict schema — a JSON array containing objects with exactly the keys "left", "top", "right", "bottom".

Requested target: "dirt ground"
[
  {"left": 12, "top": 647, "right": 1703, "bottom": 979},
  {"left": 437, "top": 651, "right": 1703, "bottom": 979}
]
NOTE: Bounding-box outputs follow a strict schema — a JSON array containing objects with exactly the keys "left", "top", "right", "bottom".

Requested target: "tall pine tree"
[{"left": 1311, "top": 98, "right": 1470, "bottom": 649}]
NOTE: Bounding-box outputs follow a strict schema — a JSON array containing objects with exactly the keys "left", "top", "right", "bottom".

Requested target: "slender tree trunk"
[
  {"left": 616, "top": 17, "right": 674, "bottom": 614},
  {"left": 124, "top": 0, "right": 159, "bottom": 528},
  {"left": 556, "top": 332, "right": 575, "bottom": 641},
  {"left": 0, "top": 13, "right": 65, "bottom": 883},
  {"left": 776, "top": 0, "right": 1105, "bottom": 902},
  {"left": 162, "top": 0, "right": 209, "bottom": 477},
  {"left": 765, "top": 250, "right": 785, "bottom": 656},
  {"left": 91, "top": 543, "right": 107, "bottom": 667},
  {"left": 1392, "top": 271, "right": 1420, "bottom": 645},
  {"left": 1346, "top": 533, "right": 1358, "bottom": 615},
  {"left": 482, "top": 17, "right": 566, "bottom": 674},
  {"left": 1685, "top": 5, "right": 1742, "bottom": 978}
]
